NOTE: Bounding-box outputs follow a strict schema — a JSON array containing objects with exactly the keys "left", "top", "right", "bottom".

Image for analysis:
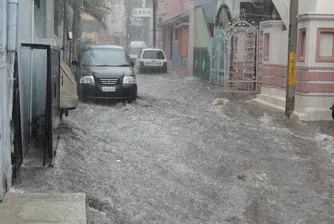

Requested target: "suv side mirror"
[
  {"left": 131, "top": 61, "right": 135, "bottom": 67},
  {"left": 72, "top": 60, "right": 79, "bottom": 66}
]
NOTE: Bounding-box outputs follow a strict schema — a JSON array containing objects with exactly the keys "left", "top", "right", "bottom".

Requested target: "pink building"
[
  {"left": 157, "top": 0, "right": 195, "bottom": 73},
  {"left": 255, "top": 0, "right": 334, "bottom": 120}
]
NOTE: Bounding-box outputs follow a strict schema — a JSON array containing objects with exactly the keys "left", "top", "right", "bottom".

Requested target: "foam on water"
[{"left": 316, "top": 133, "right": 334, "bottom": 161}]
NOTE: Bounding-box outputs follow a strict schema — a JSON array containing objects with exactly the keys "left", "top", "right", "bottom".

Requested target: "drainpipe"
[
  {"left": 7, "top": 0, "right": 18, "bottom": 52},
  {"left": 29, "top": 0, "right": 34, "bottom": 141}
]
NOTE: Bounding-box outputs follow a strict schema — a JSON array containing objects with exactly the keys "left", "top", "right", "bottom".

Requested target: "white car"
[
  {"left": 128, "top": 41, "right": 147, "bottom": 63},
  {"left": 136, "top": 48, "right": 168, "bottom": 73}
]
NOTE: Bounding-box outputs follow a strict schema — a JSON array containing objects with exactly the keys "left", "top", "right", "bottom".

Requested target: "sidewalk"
[{"left": 0, "top": 192, "right": 87, "bottom": 223}]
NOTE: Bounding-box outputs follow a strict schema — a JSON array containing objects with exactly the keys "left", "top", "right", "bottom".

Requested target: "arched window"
[{"left": 215, "top": 4, "right": 232, "bottom": 30}]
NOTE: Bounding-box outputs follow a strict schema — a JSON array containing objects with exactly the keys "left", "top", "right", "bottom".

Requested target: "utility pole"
[
  {"left": 285, "top": 0, "right": 298, "bottom": 117},
  {"left": 72, "top": 0, "right": 78, "bottom": 58},
  {"left": 72, "top": 0, "right": 83, "bottom": 59},
  {"left": 125, "top": 0, "right": 130, "bottom": 48},
  {"left": 63, "top": 0, "right": 68, "bottom": 62},
  {"left": 152, "top": 0, "right": 157, "bottom": 48}
]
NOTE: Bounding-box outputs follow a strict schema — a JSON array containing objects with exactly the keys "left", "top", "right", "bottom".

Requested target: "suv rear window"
[{"left": 142, "top": 50, "right": 165, "bottom": 60}]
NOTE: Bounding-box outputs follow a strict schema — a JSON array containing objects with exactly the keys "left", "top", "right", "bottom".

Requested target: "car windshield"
[
  {"left": 82, "top": 48, "right": 130, "bottom": 66},
  {"left": 129, "top": 48, "right": 142, "bottom": 55},
  {"left": 142, "top": 50, "right": 165, "bottom": 59}
]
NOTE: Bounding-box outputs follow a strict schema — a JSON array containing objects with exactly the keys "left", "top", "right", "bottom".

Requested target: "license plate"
[
  {"left": 102, "top": 86, "right": 116, "bottom": 92},
  {"left": 146, "top": 61, "right": 162, "bottom": 66}
]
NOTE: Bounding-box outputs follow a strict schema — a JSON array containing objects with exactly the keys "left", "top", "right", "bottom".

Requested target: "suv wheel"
[
  {"left": 128, "top": 93, "right": 137, "bottom": 103},
  {"left": 82, "top": 92, "right": 88, "bottom": 103}
]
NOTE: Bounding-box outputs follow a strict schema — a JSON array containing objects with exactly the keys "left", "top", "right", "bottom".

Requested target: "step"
[
  {"left": 0, "top": 203, "right": 12, "bottom": 223},
  {"left": 251, "top": 97, "right": 285, "bottom": 112},
  {"left": 1, "top": 192, "right": 87, "bottom": 223},
  {"left": 256, "top": 94, "right": 286, "bottom": 109}
]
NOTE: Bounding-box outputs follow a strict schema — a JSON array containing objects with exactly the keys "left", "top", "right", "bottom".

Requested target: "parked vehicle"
[
  {"left": 128, "top": 41, "right": 147, "bottom": 63},
  {"left": 137, "top": 48, "right": 168, "bottom": 73},
  {"left": 60, "top": 62, "right": 79, "bottom": 119},
  {"left": 330, "top": 103, "right": 334, "bottom": 120},
  {"left": 72, "top": 45, "right": 137, "bottom": 103}
]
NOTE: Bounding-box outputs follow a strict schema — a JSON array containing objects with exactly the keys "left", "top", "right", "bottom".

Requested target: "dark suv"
[{"left": 72, "top": 45, "right": 137, "bottom": 103}]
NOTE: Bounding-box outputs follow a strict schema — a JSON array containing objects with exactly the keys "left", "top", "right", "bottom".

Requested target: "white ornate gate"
[{"left": 210, "top": 20, "right": 259, "bottom": 92}]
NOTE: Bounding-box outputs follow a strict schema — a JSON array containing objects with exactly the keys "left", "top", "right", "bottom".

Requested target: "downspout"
[{"left": 29, "top": 0, "right": 34, "bottom": 142}]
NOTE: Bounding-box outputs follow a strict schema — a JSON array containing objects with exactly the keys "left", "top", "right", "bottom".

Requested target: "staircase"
[
  {"left": 0, "top": 192, "right": 87, "bottom": 223},
  {"left": 272, "top": 0, "right": 290, "bottom": 28}
]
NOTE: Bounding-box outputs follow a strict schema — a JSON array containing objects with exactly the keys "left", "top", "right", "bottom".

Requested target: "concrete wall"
[
  {"left": 259, "top": 21, "right": 288, "bottom": 90},
  {"left": 271, "top": 0, "right": 289, "bottom": 27},
  {"left": 255, "top": 2, "right": 334, "bottom": 121},
  {"left": 293, "top": 10, "right": 334, "bottom": 120},
  {"left": 161, "top": 0, "right": 194, "bottom": 21},
  {"left": 195, "top": 0, "right": 214, "bottom": 23},
  {"left": 193, "top": 6, "right": 212, "bottom": 80},
  {"left": 0, "top": 0, "right": 8, "bottom": 200},
  {"left": 255, "top": 20, "right": 288, "bottom": 111},
  {"left": 316, "top": 0, "right": 334, "bottom": 14},
  {"left": 18, "top": 0, "right": 59, "bottom": 159},
  {"left": 298, "top": 0, "right": 317, "bottom": 14}
]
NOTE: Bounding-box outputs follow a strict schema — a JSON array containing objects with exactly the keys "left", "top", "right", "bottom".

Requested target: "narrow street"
[{"left": 15, "top": 72, "right": 334, "bottom": 224}]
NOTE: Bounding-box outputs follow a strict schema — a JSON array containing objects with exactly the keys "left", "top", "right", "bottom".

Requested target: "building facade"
[
  {"left": 1, "top": 0, "right": 60, "bottom": 199},
  {"left": 157, "top": 0, "right": 215, "bottom": 74},
  {"left": 256, "top": 0, "right": 334, "bottom": 120}
]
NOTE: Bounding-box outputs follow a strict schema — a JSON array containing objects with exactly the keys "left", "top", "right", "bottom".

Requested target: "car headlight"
[
  {"left": 80, "top": 76, "right": 95, "bottom": 85},
  {"left": 123, "top": 76, "right": 137, "bottom": 85}
]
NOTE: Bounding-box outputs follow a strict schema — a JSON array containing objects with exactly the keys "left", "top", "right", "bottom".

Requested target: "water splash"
[{"left": 316, "top": 134, "right": 334, "bottom": 161}]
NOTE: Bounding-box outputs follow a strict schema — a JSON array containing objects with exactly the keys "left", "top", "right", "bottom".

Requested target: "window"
[
  {"left": 264, "top": 33, "right": 270, "bottom": 61},
  {"left": 298, "top": 29, "right": 306, "bottom": 61},
  {"left": 316, "top": 28, "right": 334, "bottom": 62},
  {"left": 142, "top": 50, "right": 165, "bottom": 59},
  {"left": 82, "top": 48, "right": 130, "bottom": 66}
]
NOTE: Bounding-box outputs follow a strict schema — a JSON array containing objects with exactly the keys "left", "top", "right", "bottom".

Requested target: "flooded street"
[{"left": 15, "top": 72, "right": 334, "bottom": 223}]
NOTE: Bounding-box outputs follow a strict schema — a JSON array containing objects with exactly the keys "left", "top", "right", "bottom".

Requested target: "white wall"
[
  {"left": 260, "top": 21, "right": 288, "bottom": 65},
  {"left": 299, "top": 0, "right": 334, "bottom": 15},
  {"left": 0, "top": 0, "right": 7, "bottom": 200},
  {"left": 298, "top": 0, "right": 317, "bottom": 14},
  {"left": 271, "top": 0, "right": 289, "bottom": 27},
  {"left": 298, "top": 15, "right": 334, "bottom": 67},
  {"left": 316, "top": 0, "right": 334, "bottom": 14}
]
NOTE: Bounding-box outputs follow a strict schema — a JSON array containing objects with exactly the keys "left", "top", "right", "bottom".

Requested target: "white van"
[
  {"left": 128, "top": 41, "right": 148, "bottom": 63},
  {"left": 136, "top": 48, "right": 168, "bottom": 73}
]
